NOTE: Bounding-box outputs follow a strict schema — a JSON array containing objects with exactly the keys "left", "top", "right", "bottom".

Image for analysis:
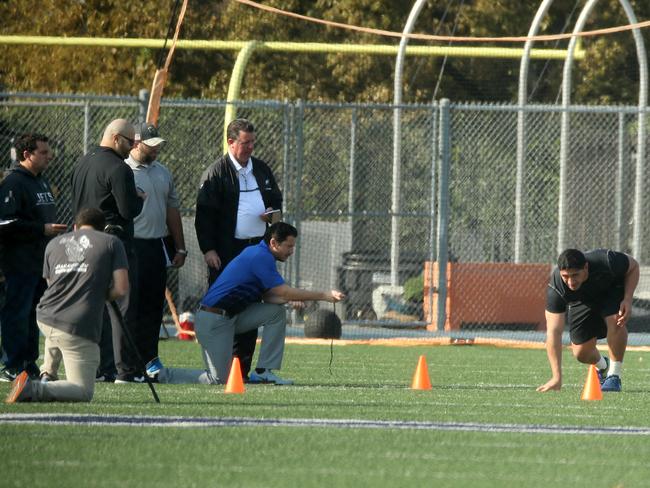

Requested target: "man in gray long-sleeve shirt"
[{"left": 71, "top": 119, "right": 145, "bottom": 383}]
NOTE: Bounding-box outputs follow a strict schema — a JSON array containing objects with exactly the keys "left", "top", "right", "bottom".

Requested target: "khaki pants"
[
  {"left": 35, "top": 322, "right": 100, "bottom": 402},
  {"left": 41, "top": 338, "right": 63, "bottom": 377}
]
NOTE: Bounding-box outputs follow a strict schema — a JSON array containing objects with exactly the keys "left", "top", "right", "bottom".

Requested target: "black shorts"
[{"left": 567, "top": 288, "right": 623, "bottom": 345}]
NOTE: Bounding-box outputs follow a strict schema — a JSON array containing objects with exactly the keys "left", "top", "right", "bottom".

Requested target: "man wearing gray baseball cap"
[
  {"left": 136, "top": 122, "right": 166, "bottom": 147},
  {"left": 124, "top": 123, "right": 187, "bottom": 383}
]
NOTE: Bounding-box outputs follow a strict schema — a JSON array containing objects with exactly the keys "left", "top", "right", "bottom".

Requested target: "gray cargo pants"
[{"left": 194, "top": 303, "right": 286, "bottom": 383}]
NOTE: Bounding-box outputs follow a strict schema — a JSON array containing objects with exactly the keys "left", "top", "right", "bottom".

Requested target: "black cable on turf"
[
  {"left": 329, "top": 337, "right": 334, "bottom": 376},
  {"left": 328, "top": 303, "right": 337, "bottom": 376},
  {"left": 109, "top": 301, "right": 160, "bottom": 403}
]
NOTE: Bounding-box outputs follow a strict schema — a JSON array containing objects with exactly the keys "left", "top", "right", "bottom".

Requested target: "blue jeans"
[{"left": 0, "top": 272, "right": 46, "bottom": 371}]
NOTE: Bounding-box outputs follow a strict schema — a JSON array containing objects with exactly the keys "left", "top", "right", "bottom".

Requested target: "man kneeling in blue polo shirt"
[{"left": 194, "top": 221, "right": 344, "bottom": 385}]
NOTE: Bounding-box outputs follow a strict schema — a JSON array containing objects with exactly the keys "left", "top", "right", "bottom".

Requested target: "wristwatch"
[{"left": 176, "top": 249, "right": 188, "bottom": 256}]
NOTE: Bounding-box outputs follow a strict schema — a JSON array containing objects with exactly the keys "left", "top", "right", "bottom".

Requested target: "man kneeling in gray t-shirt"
[{"left": 5, "top": 208, "right": 129, "bottom": 403}]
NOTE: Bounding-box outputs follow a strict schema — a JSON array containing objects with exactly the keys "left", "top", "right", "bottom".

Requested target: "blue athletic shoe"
[
  {"left": 145, "top": 357, "right": 164, "bottom": 377},
  {"left": 597, "top": 356, "right": 610, "bottom": 384},
  {"left": 601, "top": 375, "right": 622, "bottom": 392}
]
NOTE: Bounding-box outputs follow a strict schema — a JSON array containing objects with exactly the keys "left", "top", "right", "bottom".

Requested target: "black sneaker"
[
  {"left": 0, "top": 367, "right": 19, "bottom": 383},
  {"left": 24, "top": 363, "right": 41, "bottom": 380},
  {"left": 95, "top": 372, "right": 116, "bottom": 383},
  {"left": 598, "top": 356, "right": 610, "bottom": 384}
]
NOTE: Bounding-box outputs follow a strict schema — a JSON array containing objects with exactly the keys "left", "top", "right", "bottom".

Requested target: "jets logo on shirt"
[{"left": 35, "top": 192, "right": 55, "bottom": 206}]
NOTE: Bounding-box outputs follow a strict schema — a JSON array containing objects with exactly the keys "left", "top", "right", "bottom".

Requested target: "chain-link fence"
[{"left": 2, "top": 92, "right": 649, "bottom": 343}]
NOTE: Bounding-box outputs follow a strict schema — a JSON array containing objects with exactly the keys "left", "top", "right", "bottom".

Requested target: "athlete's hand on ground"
[
  {"left": 536, "top": 378, "right": 561, "bottom": 392},
  {"left": 204, "top": 250, "right": 221, "bottom": 270}
]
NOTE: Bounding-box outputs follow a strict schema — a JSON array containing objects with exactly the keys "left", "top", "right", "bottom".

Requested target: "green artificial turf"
[{"left": 2, "top": 340, "right": 650, "bottom": 487}]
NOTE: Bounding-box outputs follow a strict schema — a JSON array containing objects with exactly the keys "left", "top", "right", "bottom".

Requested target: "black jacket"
[
  {"left": 194, "top": 154, "right": 282, "bottom": 263},
  {"left": 71, "top": 146, "right": 143, "bottom": 241},
  {"left": 0, "top": 165, "right": 59, "bottom": 274}
]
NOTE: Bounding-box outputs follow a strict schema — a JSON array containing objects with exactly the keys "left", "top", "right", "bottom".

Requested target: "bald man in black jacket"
[{"left": 71, "top": 119, "right": 145, "bottom": 383}]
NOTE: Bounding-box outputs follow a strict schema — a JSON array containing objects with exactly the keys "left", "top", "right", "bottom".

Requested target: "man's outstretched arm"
[{"left": 263, "top": 284, "right": 344, "bottom": 304}]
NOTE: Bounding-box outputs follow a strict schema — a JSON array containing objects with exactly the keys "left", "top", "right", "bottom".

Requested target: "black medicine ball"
[{"left": 304, "top": 309, "right": 342, "bottom": 339}]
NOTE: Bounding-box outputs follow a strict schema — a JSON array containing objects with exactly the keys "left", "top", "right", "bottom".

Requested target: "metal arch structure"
[
  {"left": 390, "top": 0, "right": 428, "bottom": 287},
  {"left": 559, "top": 0, "right": 647, "bottom": 258},
  {"left": 557, "top": 0, "right": 602, "bottom": 254},
  {"left": 389, "top": 0, "right": 586, "bottom": 279},
  {"left": 516, "top": 0, "right": 648, "bottom": 260},
  {"left": 514, "top": 0, "right": 556, "bottom": 263}
]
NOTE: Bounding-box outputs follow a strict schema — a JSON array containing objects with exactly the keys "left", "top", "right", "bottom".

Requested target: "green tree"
[{"left": 1, "top": 0, "right": 649, "bottom": 103}]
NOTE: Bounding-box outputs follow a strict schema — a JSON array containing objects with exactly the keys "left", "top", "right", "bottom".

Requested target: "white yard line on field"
[{"left": 1, "top": 413, "right": 650, "bottom": 436}]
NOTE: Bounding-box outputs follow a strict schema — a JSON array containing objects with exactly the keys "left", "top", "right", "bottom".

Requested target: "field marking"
[{"left": 1, "top": 413, "right": 650, "bottom": 436}]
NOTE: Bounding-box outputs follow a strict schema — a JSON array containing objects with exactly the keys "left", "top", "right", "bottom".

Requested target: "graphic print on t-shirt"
[{"left": 55, "top": 235, "right": 94, "bottom": 274}]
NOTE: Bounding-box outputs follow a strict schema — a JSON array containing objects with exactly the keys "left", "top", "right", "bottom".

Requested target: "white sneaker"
[
  {"left": 114, "top": 375, "right": 146, "bottom": 384},
  {"left": 249, "top": 370, "right": 294, "bottom": 385}
]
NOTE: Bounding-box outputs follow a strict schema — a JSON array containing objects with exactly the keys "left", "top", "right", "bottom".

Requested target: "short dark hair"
[
  {"left": 227, "top": 118, "right": 255, "bottom": 141},
  {"left": 15, "top": 133, "right": 49, "bottom": 161},
  {"left": 264, "top": 222, "right": 297, "bottom": 244},
  {"left": 75, "top": 208, "right": 106, "bottom": 231},
  {"left": 557, "top": 249, "right": 586, "bottom": 270}
]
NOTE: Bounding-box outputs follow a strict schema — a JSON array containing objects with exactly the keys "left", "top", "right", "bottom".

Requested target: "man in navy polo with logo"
[{"left": 194, "top": 222, "right": 344, "bottom": 385}]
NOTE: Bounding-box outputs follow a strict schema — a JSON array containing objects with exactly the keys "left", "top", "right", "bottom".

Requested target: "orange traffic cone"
[
  {"left": 411, "top": 355, "right": 432, "bottom": 390},
  {"left": 224, "top": 357, "right": 245, "bottom": 394},
  {"left": 581, "top": 365, "right": 602, "bottom": 401}
]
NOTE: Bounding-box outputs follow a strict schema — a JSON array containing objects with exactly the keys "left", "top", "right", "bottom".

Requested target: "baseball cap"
[{"left": 137, "top": 123, "right": 166, "bottom": 147}]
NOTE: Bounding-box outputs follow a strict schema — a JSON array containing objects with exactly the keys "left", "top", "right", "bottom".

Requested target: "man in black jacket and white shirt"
[
  {"left": 0, "top": 133, "right": 66, "bottom": 382},
  {"left": 194, "top": 118, "right": 282, "bottom": 380}
]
